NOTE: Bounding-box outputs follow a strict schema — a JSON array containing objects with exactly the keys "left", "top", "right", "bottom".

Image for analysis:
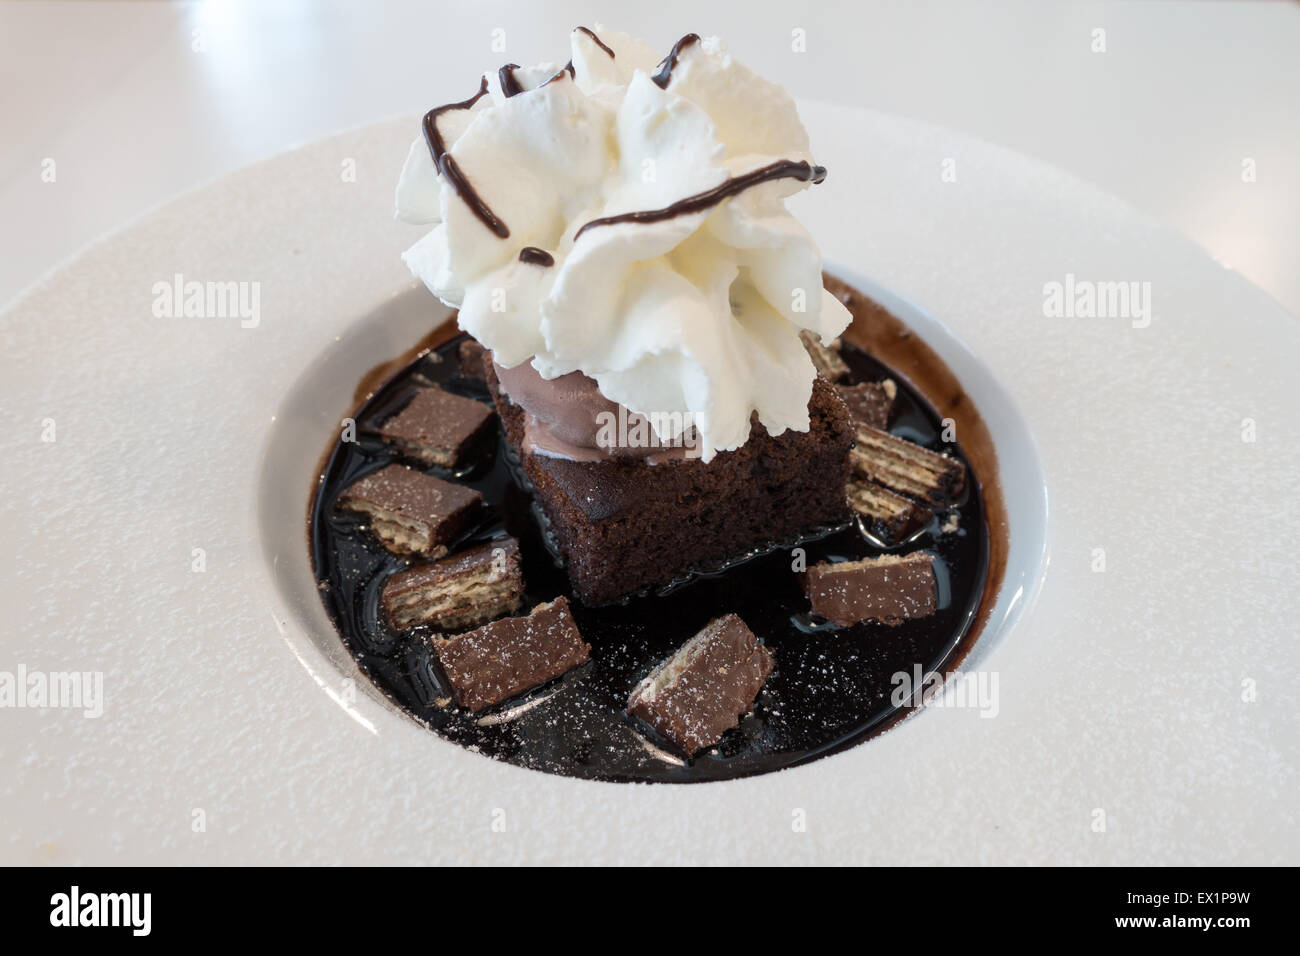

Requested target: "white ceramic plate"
[{"left": 2, "top": 101, "right": 1296, "bottom": 865}]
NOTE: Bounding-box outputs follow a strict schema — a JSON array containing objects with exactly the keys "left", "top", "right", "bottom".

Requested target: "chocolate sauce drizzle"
[
  {"left": 422, "top": 77, "right": 510, "bottom": 239},
  {"left": 418, "top": 29, "right": 827, "bottom": 250},
  {"left": 651, "top": 33, "right": 700, "bottom": 88},
  {"left": 543, "top": 60, "right": 576, "bottom": 87},
  {"left": 574, "top": 160, "right": 827, "bottom": 240},
  {"left": 498, "top": 63, "right": 525, "bottom": 97},
  {"left": 518, "top": 247, "right": 555, "bottom": 267},
  {"left": 574, "top": 26, "right": 615, "bottom": 59}
]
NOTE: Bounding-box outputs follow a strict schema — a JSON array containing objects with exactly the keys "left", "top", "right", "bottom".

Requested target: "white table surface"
[{"left": 3, "top": 0, "right": 1298, "bottom": 317}]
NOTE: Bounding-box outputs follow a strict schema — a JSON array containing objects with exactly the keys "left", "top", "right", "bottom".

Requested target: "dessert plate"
[{"left": 2, "top": 101, "right": 1296, "bottom": 865}]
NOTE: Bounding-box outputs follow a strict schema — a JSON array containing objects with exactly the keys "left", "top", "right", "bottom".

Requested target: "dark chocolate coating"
[
  {"left": 382, "top": 536, "right": 522, "bottom": 629},
  {"left": 836, "top": 381, "right": 894, "bottom": 430},
  {"left": 336, "top": 463, "right": 482, "bottom": 555},
  {"left": 627, "top": 614, "right": 774, "bottom": 756},
  {"left": 375, "top": 385, "right": 495, "bottom": 467},
  {"left": 432, "top": 597, "right": 589, "bottom": 711},
  {"left": 802, "top": 553, "right": 938, "bottom": 626}
]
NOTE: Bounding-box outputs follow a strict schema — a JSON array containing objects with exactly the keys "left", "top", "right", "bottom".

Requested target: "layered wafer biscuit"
[
  {"left": 627, "top": 614, "right": 774, "bottom": 757},
  {"left": 849, "top": 424, "right": 966, "bottom": 506},
  {"left": 376, "top": 386, "right": 494, "bottom": 468},
  {"left": 382, "top": 538, "right": 523, "bottom": 631},
  {"left": 431, "top": 597, "right": 589, "bottom": 712},
  {"left": 836, "top": 380, "right": 896, "bottom": 430},
  {"left": 337, "top": 464, "right": 481, "bottom": 557},
  {"left": 847, "top": 478, "right": 934, "bottom": 543},
  {"left": 801, "top": 552, "right": 937, "bottom": 626},
  {"left": 800, "top": 329, "right": 850, "bottom": 382}
]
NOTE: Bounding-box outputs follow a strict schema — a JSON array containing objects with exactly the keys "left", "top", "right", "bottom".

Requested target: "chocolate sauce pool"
[{"left": 310, "top": 326, "right": 990, "bottom": 783}]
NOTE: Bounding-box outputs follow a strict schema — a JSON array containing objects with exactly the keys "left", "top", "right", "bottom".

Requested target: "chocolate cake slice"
[
  {"left": 487, "top": 364, "right": 855, "bottom": 605},
  {"left": 626, "top": 614, "right": 774, "bottom": 757},
  {"left": 382, "top": 537, "right": 523, "bottom": 631}
]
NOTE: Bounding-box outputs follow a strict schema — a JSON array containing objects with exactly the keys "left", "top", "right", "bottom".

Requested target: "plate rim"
[{"left": 3, "top": 102, "right": 1295, "bottom": 864}]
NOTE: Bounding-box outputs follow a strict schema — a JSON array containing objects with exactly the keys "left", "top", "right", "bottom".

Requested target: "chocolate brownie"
[{"left": 486, "top": 365, "right": 855, "bottom": 605}]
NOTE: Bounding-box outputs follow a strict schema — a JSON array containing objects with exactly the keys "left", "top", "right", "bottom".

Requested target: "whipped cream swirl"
[{"left": 396, "top": 27, "right": 850, "bottom": 461}]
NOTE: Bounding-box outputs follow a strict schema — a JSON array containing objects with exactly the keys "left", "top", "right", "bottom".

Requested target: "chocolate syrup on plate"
[{"left": 309, "top": 312, "right": 992, "bottom": 783}]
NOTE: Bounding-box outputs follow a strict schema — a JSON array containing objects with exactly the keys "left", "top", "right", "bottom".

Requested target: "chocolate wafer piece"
[
  {"left": 801, "top": 552, "right": 937, "bottom": 626},
  {"left": 376, "top": 386, "right": 494, "bottom": 468},
  {"left": 431, "top": 596, "right": 590, "bottom": 712},
  {"left": 382, "top": 537, "right": 523, "bottom": 631},
  {"left": 850, "top": 424, "right": 966, "bottom": 506},
  {"left": 337, "top": 463, "right": 481, "bottom": 558},
  {"left": 847, "top": 478, "right": 934, "bottom": 543},
  {"left": 836, "top": 380, "right": 896, "bottom": 430},
  {"left": 800, "top": 329, "right": 850, "bottom": 383},
  {"left": 626, "top": 614, "right": 774, "bottom": 757},
  {"left": 457, "top": 338, "right": 488, "bottom": 381}
]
